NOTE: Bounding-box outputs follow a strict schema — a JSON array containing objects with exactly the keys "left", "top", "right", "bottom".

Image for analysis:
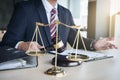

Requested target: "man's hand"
[
  {"left": 18, "top": 41, "right": 43, "bottom": 51},
  {"left": 94, "top": 37, "right": 118, "bottom": 51}
]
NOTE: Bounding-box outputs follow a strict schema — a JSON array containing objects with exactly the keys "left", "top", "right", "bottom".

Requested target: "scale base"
[
  {"left": 44, "top": 66, "right": 65, "bottom": 77},
  {"left": 52, "top": 55, "right": 82, "bottom": 67}
]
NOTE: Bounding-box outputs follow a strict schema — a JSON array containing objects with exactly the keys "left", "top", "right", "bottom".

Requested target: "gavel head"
[{"left": 51, "top": 37, "right": 65, "bottom": 53}]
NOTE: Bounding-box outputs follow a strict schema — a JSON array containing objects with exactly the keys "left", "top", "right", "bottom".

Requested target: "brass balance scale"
[{"left": 25, "top": 20, "right": 89, "bottom": 77}]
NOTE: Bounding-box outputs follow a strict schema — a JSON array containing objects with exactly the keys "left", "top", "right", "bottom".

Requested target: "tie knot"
[{"left": 51, "top": 8, "right": 56, "bottom": 15}]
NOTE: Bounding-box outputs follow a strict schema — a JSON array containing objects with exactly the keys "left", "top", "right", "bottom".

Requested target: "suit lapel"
[
  {"left": 58, "top": 5, "right": 65, "bottom": 38},
  {"left": 35, "top": 0, "right": 52, "bottom": 45}
]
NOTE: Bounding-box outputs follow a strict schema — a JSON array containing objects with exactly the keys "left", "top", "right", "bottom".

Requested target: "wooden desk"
[{"left": 0, "top": 49, "right": 120, "bottom": 80}]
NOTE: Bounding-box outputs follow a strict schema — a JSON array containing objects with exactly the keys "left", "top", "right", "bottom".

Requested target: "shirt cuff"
[
  {"left": 90, "top": 40, "right": 96, "bottom": 51},
  {"left": 15, "top": 41, "right": 24, "bottom": 49}
]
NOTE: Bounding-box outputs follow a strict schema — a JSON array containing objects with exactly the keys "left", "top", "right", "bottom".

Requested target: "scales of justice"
[{"left": 25, "top": 20, "right": 89, "bottom": 77}]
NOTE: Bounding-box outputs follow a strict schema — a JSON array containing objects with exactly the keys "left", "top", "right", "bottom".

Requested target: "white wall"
[
  {"left": 88, "top": 0, "right": 110, "bottom": 39},
  {"left": 109, "top": 0, "right": 120, "bottom": 37},
  {"left": 114, "top": 15, "right": 120, "bottom": 38},
  {"left": 88, "top": 0, "right": 120, "bottom": 39},
  {"left": 95, "top": 0, "right": 110, "bottom": 39}
]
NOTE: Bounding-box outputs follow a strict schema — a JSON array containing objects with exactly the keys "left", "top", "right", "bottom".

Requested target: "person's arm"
[
  {"left": 65, "top": 9, "right": 93, "bottom": 50},
  {"left": 68, "top": 29, "right": 117, "bottom": 51},
  {"left": 65, "top": 8, "right": 117, "bottom": 51},
  {"left": 68, "top": 28, "right": 93, "bottom": 50},
  {"left": 1, "top": 2, "right": 48, "bottom": 51},
  {"left": 1, "top": 2, "right": 27, "bottom": 47}
]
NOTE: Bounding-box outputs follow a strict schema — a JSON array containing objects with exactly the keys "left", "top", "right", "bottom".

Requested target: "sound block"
[{"left": 52, "top": 55, "right": 82, "bottom": 67}]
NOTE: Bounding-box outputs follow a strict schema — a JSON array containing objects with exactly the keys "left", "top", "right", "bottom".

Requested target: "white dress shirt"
[{"left": 42, "top": 0, "right": 58, "bottom": 23}]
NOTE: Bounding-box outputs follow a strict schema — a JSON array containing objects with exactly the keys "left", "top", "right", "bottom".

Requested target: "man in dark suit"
[{"left": 0, "top": 0, "right": 117, "bottom": 52}]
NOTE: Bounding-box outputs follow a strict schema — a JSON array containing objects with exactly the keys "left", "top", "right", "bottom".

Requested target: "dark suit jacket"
[{"left": 0, "top": 0, "right": 93, "bottom": 50}]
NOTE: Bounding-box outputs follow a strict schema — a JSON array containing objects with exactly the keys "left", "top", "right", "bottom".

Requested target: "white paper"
[
  {"left": 49, "top": 49, "right": 113, "bottom": 62},
  {"left": 0, "top": 59, "right": 26, "bottom": 70}
]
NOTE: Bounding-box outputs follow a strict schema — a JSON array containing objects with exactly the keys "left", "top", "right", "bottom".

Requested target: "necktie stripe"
[
  {"left": 50, "top": 25, "right": 56, "bottom": 32},
  {"left": 50, "top": 8, "right": 56, "bottom": 38},
  {"left": 50, "top": 19, "right": 55, "bottom": 24},
  {"left": 51, "top": 30, "right": 56, "bottom": 37},
  {"left": 50, "top": 23, "right": 55, "bottom": 29}
]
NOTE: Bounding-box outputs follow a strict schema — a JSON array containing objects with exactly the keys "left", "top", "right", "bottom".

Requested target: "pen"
[{"left": 84, "top": 55, "right": 113, "bottom": 62}]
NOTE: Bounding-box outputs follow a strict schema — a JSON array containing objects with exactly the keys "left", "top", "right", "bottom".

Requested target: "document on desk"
[
  {"left": 0, "top": 56, "right": 38, "bottom": 71},
  {"left": 0, "top": 46, "right": 38, "bottom": 71},
  {"left": 49, "top": 49, "right": 113, "bottom": 62},
  {"left": 0, "top": 59, "right": 26, "bottom": 70}
]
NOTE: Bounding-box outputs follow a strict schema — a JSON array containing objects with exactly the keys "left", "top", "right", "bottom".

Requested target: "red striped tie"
[{"left": 50, "top": 8, "right": 56, "bottom": 38}]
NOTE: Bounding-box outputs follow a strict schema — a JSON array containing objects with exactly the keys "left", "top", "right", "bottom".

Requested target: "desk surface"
[{"left": 0, "top": 49, "right": 120, "bottom": 80}]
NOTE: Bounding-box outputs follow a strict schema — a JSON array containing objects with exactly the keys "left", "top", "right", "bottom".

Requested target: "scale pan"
[
  {"left": 66, "top": 53, "right": 89, "bottom": 61},
  {"left": 44, "top": 66, "right": 65, "bottom": 77},
  {"left": 26, "top": 50, "right": 46, "bottom": 56}
]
